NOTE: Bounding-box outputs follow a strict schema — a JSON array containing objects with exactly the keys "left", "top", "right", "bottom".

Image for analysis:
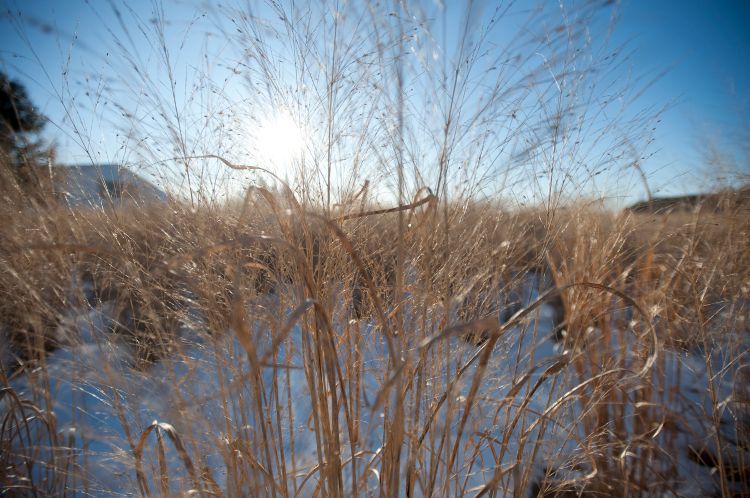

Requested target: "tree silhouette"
[
  {"left": 1, "top": 73, "right": 45, "bottom": 141},
  {"left": 0, "top": 72, "right": 54, "bottom": 198}
]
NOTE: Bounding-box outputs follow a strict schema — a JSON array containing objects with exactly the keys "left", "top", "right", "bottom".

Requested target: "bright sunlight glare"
[{"left": 254, "top": 111, "right": 306, "bottom": 169}]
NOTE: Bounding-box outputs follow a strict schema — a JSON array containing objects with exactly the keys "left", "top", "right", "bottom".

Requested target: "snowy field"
[{"left": 2, "top": 272, "right": 748, "bottom": 496}]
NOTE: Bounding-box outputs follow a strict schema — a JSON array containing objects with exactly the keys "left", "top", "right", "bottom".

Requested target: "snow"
[
  {"left": 54, "top": 164, "right": 168, "bottom": 208},
  {"left": 2, "top": 272, "right": 748, "bottom": 496}
]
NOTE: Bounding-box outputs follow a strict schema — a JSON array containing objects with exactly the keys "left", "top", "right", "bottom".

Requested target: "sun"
[{"left": 255, "top": 110, "right": 306, "bottom": 169}]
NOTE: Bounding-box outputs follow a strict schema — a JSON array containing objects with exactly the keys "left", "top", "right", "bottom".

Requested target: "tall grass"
[{"left": 2, "top": 1, "right": 749, "bottom": 496}]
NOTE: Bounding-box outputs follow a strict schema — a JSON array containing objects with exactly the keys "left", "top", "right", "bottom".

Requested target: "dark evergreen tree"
[{"left": 0, "top": 72, "right": 55, "bottom": 199}]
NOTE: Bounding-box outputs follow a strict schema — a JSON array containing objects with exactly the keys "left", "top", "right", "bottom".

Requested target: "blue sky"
[
  {"left": 1, "top": 1, "right": 748, "bottom": 205},
  {"left": 611, "top": 1, "right": 750, "bottom": 195}
]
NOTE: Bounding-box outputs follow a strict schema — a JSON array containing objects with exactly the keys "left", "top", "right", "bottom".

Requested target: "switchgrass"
[
  {"left": 2, "top": 0, "right": 750, "bottom": 496},
  {"left": 2, "top": 181, "right": 748, "bottom": 496}
]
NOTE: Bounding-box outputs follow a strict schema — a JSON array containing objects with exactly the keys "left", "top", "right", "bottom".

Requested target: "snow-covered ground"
[
  {"left": 53, "top": 164, "right": 168, "bottom": 208},
  {"left": 2, "top": 273, "right": 748, "bottom": 496}
]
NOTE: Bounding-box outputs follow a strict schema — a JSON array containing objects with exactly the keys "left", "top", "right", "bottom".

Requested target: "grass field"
[
  {"left": 2, "top": 182, "right": 748, "bottom": 496},
  {"left": 1, "top": 1, "right": 749, "bottom": 496}
]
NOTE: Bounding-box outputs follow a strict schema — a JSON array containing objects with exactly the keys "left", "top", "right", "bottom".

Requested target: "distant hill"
[
  {"left": 52, "top": 164, "right": 168, "bottom": 208},
  {"left": 626, "top": 186, "right": 750, "bottom": 214}
]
